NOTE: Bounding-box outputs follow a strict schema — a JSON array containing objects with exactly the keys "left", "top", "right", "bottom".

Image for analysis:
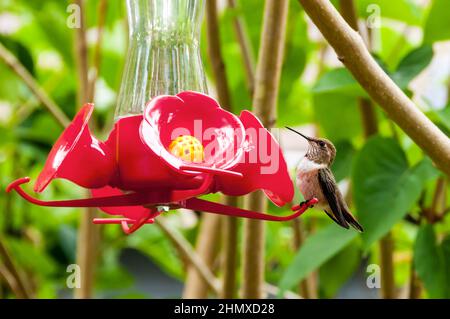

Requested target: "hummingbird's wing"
[
  {"left": 318, "top": 168, "right": 349, "bottom": 229},
  {"left": 318, "top": 168, "right": 363, "bottom": 232}
]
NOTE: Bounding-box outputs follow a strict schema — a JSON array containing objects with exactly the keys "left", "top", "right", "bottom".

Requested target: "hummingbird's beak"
[{"left": 285, "top": 127, "right": 314, "bottom": 142}]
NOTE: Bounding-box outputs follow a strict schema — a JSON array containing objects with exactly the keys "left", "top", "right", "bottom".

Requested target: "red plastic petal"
[
  {"left": 214, "top": 111, "right": 294, "bottom": 206},
  {"left": 142, "top": 91, "right": 245, "bottom": 171},
  {"left": 34, "top": 104, "right": 115, "bottom": 192}
]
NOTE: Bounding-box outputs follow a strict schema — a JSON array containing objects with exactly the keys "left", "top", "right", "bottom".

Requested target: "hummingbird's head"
[{"left": 285, "top": 127, "right": 336, "bottom": 166}]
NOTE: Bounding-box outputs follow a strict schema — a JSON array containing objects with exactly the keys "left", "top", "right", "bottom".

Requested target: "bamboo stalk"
[
  {"left": 338, "top": 0, "right": 397, "bottom": 299},
  {"left": 220, "top": 199, "right": 239, "bottom": 298},
  {"left": 156, "top": 216, "right": 301, "bottom": 298},
  {"left": 408, "top": 264, "right": 422, "bottom": 299},
  {"left": 87, "top": 0, "right": 108, "bottom": 102},
  {"left": 380, "top": 232, "right": 396, "bottom": 298},
  {"left": 292, "top": 218, "right": 317, "bottom": 298},
  {"left": 182, "top": 214, "right": 222, "bottom": 298},
  {"left": 242, "top": 0, "right": 289, "bottom": 298},
  {"left": 0, "top": 264, "right": 25, "bottom": 299},
  {"left": 73, "top": 0, "right": 100, "bottom": 299},
  {"left": 298, "top": 0, "right": 450, "bottom": 176},
  {"left": 155, "top": 217, "right": 221, "bottom": 295},
  {"left": 226, "top": 0, "right": 256, "bottom": 94},
  {"left": 431, "top": 177, "right": 446, "bottom": 218},
  {"left": 205, "top": 0, "right": 240, "bottom": 299},
  {"left": 206, "top": 0, "right": 232, "bottom": 111},
  {"left": 74, "top": 0, "right": 89, "bottom": 106}
]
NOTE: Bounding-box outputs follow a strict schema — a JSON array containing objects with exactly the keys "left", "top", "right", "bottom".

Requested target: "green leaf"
[
  {"left": 6, "top": 237, "right": 57, "bottom": 277},
  {"left": 331, "top": 140, "right": 356, "bottom": 182},
  {"left": 391, "top": 46, "right": 433, "bottom": 89},
  {"left": 312, "top": 68, "right": 365, "bottom": 97},
  {"left": 435, "top": 105, "right": 450, "bottom": 131},
  {"left": 424, "top": 0, "right": 450, "bottom": 43},
  {"left": 278, "top": 224, "right": 358, "bottom": 293},
  {"left": 319, "top": 239, "right": 360, "bottom": 298},
  {"left": 414, "top": 225, "right": 450, "bottom": 298},
  {"left": 352, "top": 137, "right": 439, "bottom": 248},
  {"left": 313, "top": 93, "right": 362, "bottom": 141}
]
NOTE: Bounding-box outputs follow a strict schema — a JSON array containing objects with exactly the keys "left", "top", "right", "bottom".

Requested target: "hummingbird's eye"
[{"left": 319, "top": 141, "right": 325, "bottom": 147}]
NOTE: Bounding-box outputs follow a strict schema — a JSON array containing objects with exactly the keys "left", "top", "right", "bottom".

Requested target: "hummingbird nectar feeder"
[{"left": 6, "top": 0, "right": 317, "bottom": 234}]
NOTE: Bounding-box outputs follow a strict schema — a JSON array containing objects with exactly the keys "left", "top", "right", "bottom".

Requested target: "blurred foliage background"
[{"left": 0, "top": 0, "right": 449, "bottom": 299}]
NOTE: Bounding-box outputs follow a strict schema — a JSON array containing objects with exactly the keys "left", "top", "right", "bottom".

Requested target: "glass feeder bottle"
[{"left": 115, "top": 0, "right": 207, "bottom": 119}]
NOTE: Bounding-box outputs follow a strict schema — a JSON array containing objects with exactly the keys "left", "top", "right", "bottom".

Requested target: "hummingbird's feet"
[
  {"left": 301, "top": 200, "right": 315, "bottom": 208},
  {"left": 291, "top": 198, "right": 318, "bottom": 212}
]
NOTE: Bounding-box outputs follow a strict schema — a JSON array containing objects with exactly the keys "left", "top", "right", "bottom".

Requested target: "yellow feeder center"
[{"left": 169, "top": 135, "right": 204, "bottom": 163}]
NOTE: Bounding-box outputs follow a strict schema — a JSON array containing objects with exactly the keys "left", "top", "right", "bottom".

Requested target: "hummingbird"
[{"left": 286, "top": 127, "right": 363, "bottom": 232}]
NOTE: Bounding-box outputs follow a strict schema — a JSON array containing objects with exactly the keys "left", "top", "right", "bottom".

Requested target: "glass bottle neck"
[{"left": 115, "top": 0, "right": 207, "bottom": 119}]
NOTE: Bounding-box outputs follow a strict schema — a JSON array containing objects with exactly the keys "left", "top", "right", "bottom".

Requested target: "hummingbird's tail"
[
  {"left": 324, "top": 208, "right": 363, "bottom": 232},
  {"left": 342, "top": 209, "right": 363, "bottom": 232}
]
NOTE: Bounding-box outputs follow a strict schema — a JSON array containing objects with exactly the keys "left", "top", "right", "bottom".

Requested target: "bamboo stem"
[
  {"left": 379, "top": 232, "right": 396, "bottom": 298},
  {"left": 206, "top": 0, "right": 232, "bottom": 111},
  {"left": 338, "top": 0, "right": 397, "bottom": 300},
  {"left": 0, "top": 264, "right": 26, "bottom": 299},
  {"left": 156, "top": 216, "right": 301, "bottom": 298},
  {"left": 0, "top": 42, "right": 70, "bottom": 128},
  {"left": 182, "top": 214, "right": 222, "bottom": 298},
  {"left": 298, "top": 0, "right": 450, "bottom": 176},
  {"left": 408, "top": 264, "right": 422, "bottom": 299},
  {"left": 205, "top": 0, "right": 240, "bottom": 299},
  {"left": 155, "top": 217, "right": 221, "bottom": 295},
  {"left": 221, "top": 198, "right": 239, "bottom": 298},
  {"left": 242, "top": 0, "right": 289, "bottom": 298},
  {"left": 73, "top": 0, "right": 100, "bottom": 299},
  {"left": 87, "top": 0, "right": 108, "bottom": 102},
  {"left": 227, "top": 0, "right": 256, "bottom": 94},
  {"left": 431, "top": 177, "right": 446, "bottom": 218},
  {"left": 292, "top": 218, "right": 317, "bottom": 298},
  {"left": 338, "top": 0, "right": 378, "bottom": 140},
  {"left": 74, "top": 0, "right": 89, "bottom": 106},
  {"left": 242, "top": 198, "right": 266, "bottom": 298}
]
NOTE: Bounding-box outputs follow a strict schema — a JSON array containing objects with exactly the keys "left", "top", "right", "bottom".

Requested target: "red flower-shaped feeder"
[{"left": 6, "top": 91, "right": 317, "bottom": 234}]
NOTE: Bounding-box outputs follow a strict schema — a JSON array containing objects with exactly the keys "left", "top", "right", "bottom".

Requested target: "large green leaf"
[
  {"left": 331, "top": 140, "right": 356, "bottom": 182},
  {"left": 352, "top": 136, "right": 439, "bottom": 248},
  {"left": 424, "top": 0, "right": 450, "bottom": 43},
  {"left": 312, "top": 68, "right": 365, "bottom": 97},
  {"left": 391, "top": 45, "right": 433, "bottom": 89},
  {"left": 435, "top": 105, "right": 450, "bottom": 131},
  {"left": 319, "top": 239, "right": 360, "bottom": 298},
  {"left": 414, "top": 225, "right": 450, "bottom": 298},
  {"left": 313, "top": 93, "right": 362, "bottom": 141},
  {"left": 278, "top": 224, "right": 358, "bottom": 293},
  {"left": 5, "top": 237, "right": 58, "bottom": 278}
]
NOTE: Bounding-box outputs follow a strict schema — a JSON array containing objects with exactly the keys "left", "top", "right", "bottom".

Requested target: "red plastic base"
[{"left": 6, "top": 176, "right": 318, "bottom": 235}]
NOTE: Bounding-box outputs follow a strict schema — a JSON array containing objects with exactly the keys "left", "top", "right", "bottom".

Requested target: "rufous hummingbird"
[{"left": 286, "top": 127, "right": 363, "bottom": 232}]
